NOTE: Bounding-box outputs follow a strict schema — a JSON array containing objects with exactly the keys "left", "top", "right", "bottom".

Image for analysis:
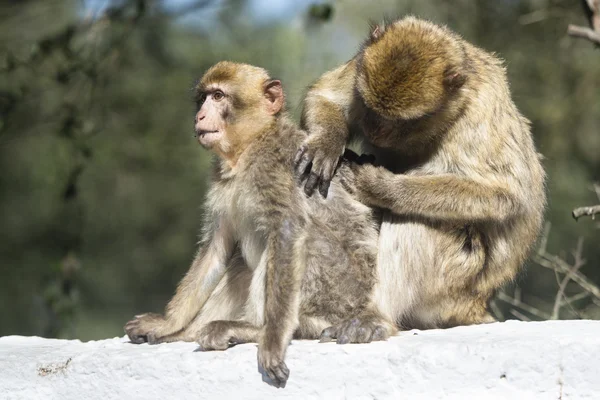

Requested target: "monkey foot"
[
  {"left": 124, "top": 313, "right": 168, "bottom": 345},
  {"left": 196, "top": 320, "right": 240, "bottom": 351},
  {"left": 319, "top": 315, "right": 393, "bottom": 344}
]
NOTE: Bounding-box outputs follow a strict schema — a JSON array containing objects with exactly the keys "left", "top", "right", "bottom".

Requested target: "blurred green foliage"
[{"left": 0, "top": 0, "right": 598, "bottom": 340}]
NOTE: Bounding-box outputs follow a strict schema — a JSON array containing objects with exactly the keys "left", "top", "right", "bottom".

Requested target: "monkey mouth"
[{"left": 196, "top": 129, "right": 222, "bottom": 148}]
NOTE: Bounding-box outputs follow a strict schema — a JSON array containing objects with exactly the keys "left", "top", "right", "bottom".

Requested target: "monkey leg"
[
  {"left": 196, "top": 320, "right": 260, "bottom": 351},
  {"left": 294, "top": 316, "right": 333, "bottom": 340},
  {"left": 432, "top": 298, "right": 498, "bottom": 329},
  {"left": 126, "top": 253, "right": 251, "bottom": 344},
  {"left": 318, "top": 309, "right": 396, "bottom": 344}
]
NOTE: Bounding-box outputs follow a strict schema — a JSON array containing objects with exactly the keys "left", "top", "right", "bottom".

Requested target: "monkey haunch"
[
  {"left": 124, "top": 62, "right": 394, "bottom": 386},
  {"left": 297, "top": 17, "right": 546, "bottom": 328}
]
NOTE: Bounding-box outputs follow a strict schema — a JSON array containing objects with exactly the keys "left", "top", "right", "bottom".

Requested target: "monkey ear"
[
  {"left": 264, "top": 80, "right": 285, "bottom": 115},
  {"left": 370, "top": 24, "right": 383, "bottom": 41},
  {"left": 443, "top": 68, "right": 468, "bottom": 90}
]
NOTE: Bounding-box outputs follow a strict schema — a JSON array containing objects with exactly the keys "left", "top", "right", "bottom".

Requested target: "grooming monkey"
[
  {"left": 296, "top": 17, "right": 546, "bottom": 331},
  {"left": 125, "top": 61, "right": 394, "bottom": 385}
]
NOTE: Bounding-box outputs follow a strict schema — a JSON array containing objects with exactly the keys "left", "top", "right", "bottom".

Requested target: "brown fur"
[
  {"left": 125, "top": 62, "right": 394, "bottom": 386},
  {"left": 298, "top": 16, "right": 546, "bottom": 329}
]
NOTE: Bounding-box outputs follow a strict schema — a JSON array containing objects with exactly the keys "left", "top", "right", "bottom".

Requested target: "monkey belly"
[{"left": 373, "top": 212, "right": 488, "bottom": 329}]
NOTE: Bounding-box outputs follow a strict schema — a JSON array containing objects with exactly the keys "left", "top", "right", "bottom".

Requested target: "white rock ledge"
[{"left": 1, "top": 320, "right": 599, "bottom": 400}]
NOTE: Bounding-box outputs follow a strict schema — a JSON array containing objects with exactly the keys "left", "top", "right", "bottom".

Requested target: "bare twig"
[
  {"left": 560, "top": 291, "right": 591, "bottom": 306},
  {"left": 567, "top": 24, "right": 600, "bottom": 44},
  {"left": 537, "top": 222, "right": 551, "bottom": 255},
  {"left": 572, "top": 204, "right": 600, "bottom": 220},
  {"left": 497, "top": 291, "right": 551, "bottom": 320},
  {"left": 551, "top": 238, "right": 586, "bottom": 319},
  {"left": 520, "top": 10, "right": 550, "bottom": 25},
  {"left": 567, "top": 0, "right": 600, "bottom": 45},
  {"left": 533, "top": 252, "right": 600, "bottom": 300},
  {"left": 509, "top": 309, "right": 532, "bottom": 321},
  {"left": 489, "top": 299, "right": 505, "bottom": 321}
]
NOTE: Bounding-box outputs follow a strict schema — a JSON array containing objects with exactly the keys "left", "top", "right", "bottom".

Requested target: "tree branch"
[
  {"left": 568, "top": 0, "right": 600, "bottom": 45},
  {"left": 551, "top": 237, "right": 585, "bottom": 319},
  {"left": 497, "top": 291, "right": 551, "bottom": 320},
  {"left": 572, "top": 204, "right": 600, "bottom": 220},
  {"left": 567, "top": 24, "right": 600, "bottom": 45}
]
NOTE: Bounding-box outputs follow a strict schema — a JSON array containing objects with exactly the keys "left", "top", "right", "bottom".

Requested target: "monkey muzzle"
[{"left": 195, "top": 129, "right": 222, "bottom": 148}]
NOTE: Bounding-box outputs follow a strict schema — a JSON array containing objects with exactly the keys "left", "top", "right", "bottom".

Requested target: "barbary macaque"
[
  {"left": 125, "top": 61, "right": 394, "bottom": 386},
  {"left": 296, "top": 16, "right": 546, "bottom": 329}
]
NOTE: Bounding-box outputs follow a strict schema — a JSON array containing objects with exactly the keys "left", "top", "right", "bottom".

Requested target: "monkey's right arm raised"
[
  {"left": 125, "top": 215, "right": 235, "bottom": 344},
  {"left": 295, "top": 60, "right": 356, "bottom": 197}
]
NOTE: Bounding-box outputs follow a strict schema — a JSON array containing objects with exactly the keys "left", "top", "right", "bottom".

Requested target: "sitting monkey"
[
  {"left": 125, "top": 62, "right": 395, "bottom": 386},
  {"left": 296, "top": 17, "right": 546, "bottom": 330}
]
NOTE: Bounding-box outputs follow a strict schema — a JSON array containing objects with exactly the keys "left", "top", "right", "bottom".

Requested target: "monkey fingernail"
[
  {"left": 293, "top": 147, "right": 305, "bottom": 166},
  {"left": 304, "top": 173, "right": 320, "bottom": 196}
]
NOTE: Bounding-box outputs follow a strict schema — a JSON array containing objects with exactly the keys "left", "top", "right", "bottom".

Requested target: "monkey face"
[
  {"left": 193, "top": 61, "right": 285, "bottom": 162},
  {"left": 195, "top": 87, "right": 228, "bottom": 150}
]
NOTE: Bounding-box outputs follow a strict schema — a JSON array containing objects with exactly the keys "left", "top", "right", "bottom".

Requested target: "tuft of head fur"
[
  {"left": 199, "top": 61, "right": 275, "bottom": 111},
  {"left": 357, "top": 16, "right": 469, "bottom": 120}
]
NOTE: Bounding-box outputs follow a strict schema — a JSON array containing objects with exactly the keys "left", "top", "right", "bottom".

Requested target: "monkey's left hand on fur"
[{"left": 257, "top": 335, "right": 290, "bottom": 387}]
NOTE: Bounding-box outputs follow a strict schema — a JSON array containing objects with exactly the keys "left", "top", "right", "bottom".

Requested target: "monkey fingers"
[
  {"left": 257, "top": 346, "right": 290, "bottom": 387},
  {"left": 293, "top": 144, "right": 313, "bottom": 180},
  {"left": 294, "top": 136, "right": 343, "bottom": 198},
  {"left": 319, "top": 316, "right": 392, "bottom": 344},
  {"left": 336, "top": 163, "right": 358, "bottom": 198}
]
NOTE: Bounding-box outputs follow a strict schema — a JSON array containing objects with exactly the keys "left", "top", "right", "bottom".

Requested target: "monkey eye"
[{"left": 212, "top": 90, "right": 225, "bottom": 101}]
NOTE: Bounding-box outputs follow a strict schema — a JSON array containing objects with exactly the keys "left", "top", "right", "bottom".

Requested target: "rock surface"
[{"left": 1, "top": 320, "right": 599, "bottom": 399}]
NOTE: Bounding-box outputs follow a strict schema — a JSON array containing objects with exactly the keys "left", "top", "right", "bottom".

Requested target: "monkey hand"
[
  {"left": 197, "top": 320, "right": 238, "bottom": 351},
  {"left": 319, "top": 314, "right": 394, "bottom": 344},
  {"left": 338, "top": 159, "right": 379, "bottom": 206},
  {"left": 294, "top": 132, "right": 346, "bottom": 198},
  {"left": 124, "top": 313, "right": 168, "bottom": 344},
  {"left": 257, "top": 333, "right": 290, "bottom": 387}
]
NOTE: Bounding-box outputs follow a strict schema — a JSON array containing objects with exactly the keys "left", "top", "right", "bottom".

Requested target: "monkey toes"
[
  {"left": 196, "top": 320, "right": 239, "bottom": 351},
  {"left": 124, "top": 313, "right": 166, "bottom": 344},
  {"left": 319, "top": 316, "right": 392, "bottom": 344}
]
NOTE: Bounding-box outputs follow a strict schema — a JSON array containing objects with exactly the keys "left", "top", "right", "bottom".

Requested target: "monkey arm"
[
  {"left": 159, "top": 218, "right": 236, "bottom": 337},
  {"left": 356, "top": 165, "right": 522, "bottom": 223},
  {"left": 258, "top": 219, "right": 304, "bottom": 385},
  {"left": 296, "top": 60, "right": 357, "bottom": 197}
]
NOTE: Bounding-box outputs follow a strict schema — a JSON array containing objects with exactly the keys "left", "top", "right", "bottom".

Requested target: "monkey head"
[
  {"left": 356, "top": 17, "right": 469, "bottom": 120},
  {"left": 194, "top": 61, "right": 284, "bottom": 160}
]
